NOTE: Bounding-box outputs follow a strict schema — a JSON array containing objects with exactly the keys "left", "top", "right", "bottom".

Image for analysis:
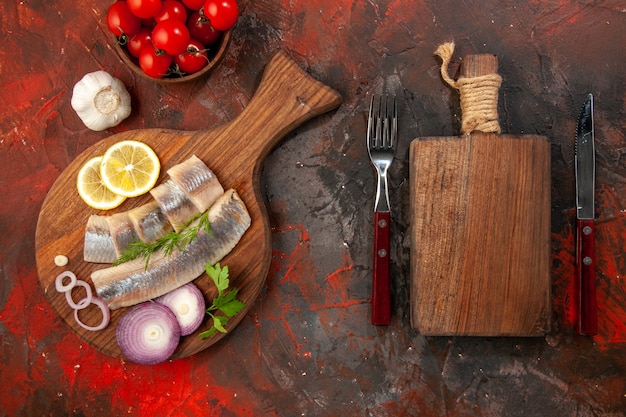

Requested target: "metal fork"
[{"left": 367, "top": 94, "right": 397, "bottom": 326}]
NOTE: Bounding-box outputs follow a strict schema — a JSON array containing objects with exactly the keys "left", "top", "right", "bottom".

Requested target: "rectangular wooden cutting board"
[
  {"left": 409, "top": 132, "right": 551, "bottom": 336},
  {"left": 409, "top": 50, "right": 551, "bottom": 336}
]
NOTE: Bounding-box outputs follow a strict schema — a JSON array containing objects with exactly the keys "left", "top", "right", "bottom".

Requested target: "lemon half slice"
[
  {"left": 77, "top": 156, "right": 127, "bottom": 210},
  {"left": 100, "top": 140, "right": 160, "bottom": 198}
]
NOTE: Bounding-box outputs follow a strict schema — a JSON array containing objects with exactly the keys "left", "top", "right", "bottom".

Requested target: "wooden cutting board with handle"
[
  {"left": 409, "top": 45, "right": 551, "bottom": 336},
  {"left": 35, "top": 50, "right": 342, "bottom": 360}
]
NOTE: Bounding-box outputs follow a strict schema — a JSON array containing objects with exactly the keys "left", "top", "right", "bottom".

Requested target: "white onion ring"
[
  {"left": 55, "top": 271, "right": 77, "bottom": 293},
  {"left": 65, "top": 280, "right": 93, "bottom": 310},
  {"left": 74, "top": 297, "right": 111, "bottom": 331},
  {"left": 54, "top": 269, "right": 110, "bottom": 331}
]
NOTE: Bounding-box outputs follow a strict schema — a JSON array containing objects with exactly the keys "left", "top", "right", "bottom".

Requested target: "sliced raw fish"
[
  {"left": 108, "top": 212, "right": 140, "bottom": 256},
  {"left": 150, "top": 180, "right": 199, "bottom": 232},
  {"left": 127, "top": 201, "right": 173, "bottom": 243},
  {"left": 92, "top": 189, "right": 251, "bottom": 310},
  {"left": 84, "top": 215, "right": 117, "bottom": 263},
  {"left": 167, "top": 155, "right": 224, "bottom": 212}
]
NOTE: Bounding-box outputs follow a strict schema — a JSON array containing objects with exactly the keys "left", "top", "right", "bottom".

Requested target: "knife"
[{"left": 575, "top": 93, "right": 597, "bottom": 336}]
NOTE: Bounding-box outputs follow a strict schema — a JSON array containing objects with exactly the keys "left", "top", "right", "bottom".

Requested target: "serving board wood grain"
[
  {"left": 35, "top": 50, "right": 342, "bottom": 360},
  {"left": 409, "top": 54, "right": 551, "bottom": 336}
]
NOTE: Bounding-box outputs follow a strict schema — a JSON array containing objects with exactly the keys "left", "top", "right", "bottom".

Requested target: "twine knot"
[{"left": 434, "top": 42, "right": 502, "bottom": 134}]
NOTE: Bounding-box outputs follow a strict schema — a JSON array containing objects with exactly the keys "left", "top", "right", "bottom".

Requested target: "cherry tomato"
[
  {"left": 174, "top": 39, "right": 209, "bottom": 74},
  {"left": 127, "top": 0, "right": 163, "bottom": 19},
  {"left": 152, "top": 19, "right": 191, "bottom": 56},
  {"left": 127, "top": 28, "right": 153, "bottom": 58},
  {"left": 203, "top": 0, "right": 238, "bottom": 31},
  {"left": 182, "top": 0, "right": 205, "bottom": 10},
  {"left": 154, "top": 0, "right": 188, "bottom": 23},
  {"left": 139, "top": 46, "right": 173, "bottom": 78},
  {"left": 107, "top": 1, "right": 142, "bottom": 37},
  {"left": 187, "top": 11, "right": 222, "bottom": 46}
]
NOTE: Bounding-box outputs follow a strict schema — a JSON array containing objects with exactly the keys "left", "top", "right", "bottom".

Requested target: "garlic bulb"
[{"left": 71, "top": 70, "right": 131, "bottom": 131}]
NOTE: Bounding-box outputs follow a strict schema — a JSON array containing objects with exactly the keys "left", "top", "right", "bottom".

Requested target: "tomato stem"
[{"left": 116, "top": 33, "right": 129, "bottom": 46}]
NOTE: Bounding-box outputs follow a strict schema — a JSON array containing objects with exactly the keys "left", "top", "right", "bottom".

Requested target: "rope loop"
[{"left": 434, "top": 42, "right": 502, "bottom": 134}]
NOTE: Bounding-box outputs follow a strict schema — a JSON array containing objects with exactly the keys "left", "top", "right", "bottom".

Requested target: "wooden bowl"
[{"left": 114, "top": 30, "right": 232, "bottom": 84}]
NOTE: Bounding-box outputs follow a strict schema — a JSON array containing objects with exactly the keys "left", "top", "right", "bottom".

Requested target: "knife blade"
[{"left": 575, "top": 93, "right": 597, "bottom": 336}]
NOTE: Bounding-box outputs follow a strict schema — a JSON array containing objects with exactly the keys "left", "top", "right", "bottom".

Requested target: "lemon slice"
[
  {"left": 100, "top": 140, "right": 160, "bottom": 198},
  {"left": 77, "top": 156, "right": 127, "bottom": 210}
]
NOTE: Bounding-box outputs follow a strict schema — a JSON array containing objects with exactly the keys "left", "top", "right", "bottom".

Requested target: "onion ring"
[
  {"left": 74, "top": 297, "right": 111, "bottom": 331},
  {"left": 65, "top": 280, "right": 93, "bottom": 310},
  {"left": 55, "top": 271, "right": 77, "bottom": 293},
  {"left": 54, "top": 268, "right": 110, "bottom": 332}
]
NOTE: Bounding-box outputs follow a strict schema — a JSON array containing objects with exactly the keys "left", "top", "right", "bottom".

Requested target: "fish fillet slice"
[
  {"left": 168, "top": 155, "right": 224, "bottom": 212},
  {"left": 127, "top": 201, "right": 173, "bottom": 243},
  {"left": 107, "top": 212, "right": 140, "bottom": 256},
  {"left": 84, "top": 213, "right": 140, "bottom": 264},
  {"left": 91, "top": 189, "right": 251, "bottom": 310},
  {"left": 150, "top": 179, "right": 200, "bottom": 232},
  {"left": 84, "top": 215, "right": 117, "bottom": 263}
]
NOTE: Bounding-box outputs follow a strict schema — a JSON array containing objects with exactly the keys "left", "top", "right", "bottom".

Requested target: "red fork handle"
[
  {"left": 372, "top": 211, "right": 391, "bottom": 325},
  {"left": 577, "top": 218, "right": 597, "bottom": 335}
]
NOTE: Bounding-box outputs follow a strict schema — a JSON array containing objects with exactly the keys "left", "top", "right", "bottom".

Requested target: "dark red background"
[{"left": 1, "top": 0, "right": 625, "bottom": 415}]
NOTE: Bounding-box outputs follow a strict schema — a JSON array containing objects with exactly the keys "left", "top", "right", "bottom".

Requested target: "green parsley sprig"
[
  {"left": 199, "top": 263, "right": 246, "bottom": 339},
  {"left": 113, "top": 210, "right": 212, "bottom": 268}
]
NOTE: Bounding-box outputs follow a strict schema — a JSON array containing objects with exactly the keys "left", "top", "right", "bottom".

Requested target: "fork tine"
[
  {"left": 372, "top": 96, "right": 383, "bottom": 148},
  {"left": 390, "top": 96, "right": 397, "bottom": 148},
  {"left": 367, "top": 96, "right": 372, "bottom": 146},
  {"left": 382, "top": 95, "right": 390, "bottom": 148}
]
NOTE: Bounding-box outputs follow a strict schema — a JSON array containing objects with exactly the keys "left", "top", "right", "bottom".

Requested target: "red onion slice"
[
  {"left": 74, "top": 297, "right": 111, "bottom": 331},
  {"left": 116, "top": 302, "right": 181, "bottom": 365},
  {"left": 55, "top": 271, "right": 77, "bottom": 293},
  {"left": 155, "top": 283, "right": 206, "bottom": 336},
  {"left": 65, "top": 280, "right": 93, "bottom": 310}
]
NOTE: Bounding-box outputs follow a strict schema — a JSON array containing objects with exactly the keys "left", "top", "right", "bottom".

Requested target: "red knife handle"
[
  {"left": 577, "top": 218, "right": 597, "bottom": 335},
  {"left": 372, "top": 211, "right": 391, "bottom": 325}
]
